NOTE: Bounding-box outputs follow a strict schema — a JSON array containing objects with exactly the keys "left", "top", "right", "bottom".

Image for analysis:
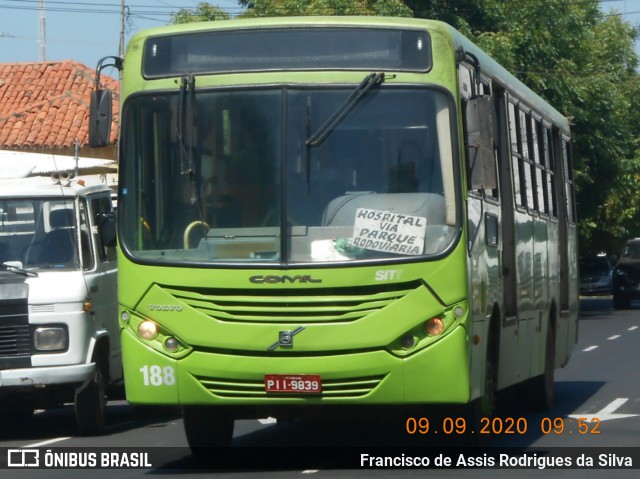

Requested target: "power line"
[{"left": 0, "top": 0, "right": 246, "bottom": 16}]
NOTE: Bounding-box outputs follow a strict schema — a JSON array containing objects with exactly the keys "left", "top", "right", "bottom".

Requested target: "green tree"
[
  {"left": 403, "top": 0, "right": 486, "bottom": 36},
  {"left": 406, "top": 0, "right": 640, "bottom": 255},
  {"left": 238, "top": 0, "right": 412, "bottom": 17},
  {"left": 472, "top": 2, "right": 640, "bottom": 255},
  {"left": 172, "top": 2, "right": 230, "bottom": 23}
]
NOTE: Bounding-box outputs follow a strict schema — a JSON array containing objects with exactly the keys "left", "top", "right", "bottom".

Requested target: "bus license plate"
[{"left": 264, "top": 374, "right": 322, "bottom": 393}]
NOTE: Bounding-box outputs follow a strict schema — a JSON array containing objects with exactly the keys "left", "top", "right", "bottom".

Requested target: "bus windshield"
[{"left": 120, "top": 86, "right": 458, "bottom": 265}]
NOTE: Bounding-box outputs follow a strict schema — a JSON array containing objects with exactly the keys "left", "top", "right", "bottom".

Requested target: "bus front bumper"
[{"left": 121, "top": 325, "right": 471, "bottom": 407}]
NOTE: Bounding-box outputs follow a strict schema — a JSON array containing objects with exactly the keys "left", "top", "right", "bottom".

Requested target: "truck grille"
[
  {"left": 0, "top": 324, "right": 31, "bottom": 356},
  {"left": 0, "top": 282, "right": 31, "bottom": 368}
]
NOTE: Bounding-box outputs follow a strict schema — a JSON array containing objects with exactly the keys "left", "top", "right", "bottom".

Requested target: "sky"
[
  {"left": 0, "top": 1, "right": 245, "bottom": 70},
  {"left": 0, "top": 1, "right": 639, "bottom": 72}
]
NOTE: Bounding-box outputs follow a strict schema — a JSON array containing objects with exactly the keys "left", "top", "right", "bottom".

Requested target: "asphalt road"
[{"left": 1, "top": 295, "right": 639, "bottom": 478}]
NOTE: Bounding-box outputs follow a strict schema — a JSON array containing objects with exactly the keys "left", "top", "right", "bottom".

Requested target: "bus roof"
[{"left": 126, "top": 16, "right": 570, "bottom": 131}]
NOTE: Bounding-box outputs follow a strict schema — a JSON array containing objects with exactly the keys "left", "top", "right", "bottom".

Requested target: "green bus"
[{"left": 90, "top": 16, "right": 578, "bottom": 449}]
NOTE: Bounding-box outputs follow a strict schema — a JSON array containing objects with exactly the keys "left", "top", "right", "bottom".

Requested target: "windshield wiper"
[
  {"left": 306, "top": 71, "right": 385, "bottom": 147},
  {"left": 0, "top": 263, "right": 38, "bottom": 277},
  {"left": 177, "top": 75, "right": 196, "bottom": 175}
]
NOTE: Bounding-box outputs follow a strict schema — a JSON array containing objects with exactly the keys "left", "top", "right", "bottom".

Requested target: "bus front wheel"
[{"left": 183, "top": 406, "right": 234, "bottom": 453}]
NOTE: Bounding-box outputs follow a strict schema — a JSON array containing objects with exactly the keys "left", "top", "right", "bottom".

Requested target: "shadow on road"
[{"left": 0, "top": 402, "right": 180, "bottom": 441}]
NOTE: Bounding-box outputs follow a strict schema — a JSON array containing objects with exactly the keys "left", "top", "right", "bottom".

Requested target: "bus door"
[
  {"left": 482, "top": 90, "right": 538, "bottom": 388},
  {"left": 556, "top": 133, "right": 578, "bottom": 364},
  {"left": 459, "top": 64, "right": 503, "bottom": 396}
]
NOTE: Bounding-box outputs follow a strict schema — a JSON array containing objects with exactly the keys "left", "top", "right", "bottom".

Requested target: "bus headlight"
[
  {"left": 34, "top": 327, "right": 68, "bottom": 351},
  {"left": 138, "top": 320, "right": 158, "bottom": 340}
]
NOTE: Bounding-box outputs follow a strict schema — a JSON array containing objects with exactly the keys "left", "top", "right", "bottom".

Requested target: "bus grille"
[
  {"left": 162, "top": 281, "right": 421, "bottom": 323},
  {"left": 195, "top": 375, "right": 385, "bottom": 399}
]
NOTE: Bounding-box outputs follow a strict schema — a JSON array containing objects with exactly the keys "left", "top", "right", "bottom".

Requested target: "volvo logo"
[
  {"left": 250, "top": 275, "right": 322, "bottom": 284},
  {"left": 268, "top": 326, "right": 306, "bottom": 351},
  {"left": 148, "top": 304, "right": 183, "bottom": 312}
]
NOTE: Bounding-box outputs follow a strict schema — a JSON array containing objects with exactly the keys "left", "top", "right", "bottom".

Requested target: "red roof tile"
[{"left": 0, "top": 60, "right": 119, "bottom": 149}]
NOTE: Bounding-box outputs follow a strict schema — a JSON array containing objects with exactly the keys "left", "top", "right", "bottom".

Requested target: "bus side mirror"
[
  {"left": 97, "top": 212, "right": 117, "bottom": 247},
  {"left": 89, "top": 89, "right": 113, "bottom": 147},
  {"left": 465, "top": 95, "right": 498, "bottom": 190}
]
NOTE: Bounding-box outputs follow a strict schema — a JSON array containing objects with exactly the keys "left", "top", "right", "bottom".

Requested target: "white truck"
[{"left": 0, "top": 175, "right": 119, "bottom": 435}]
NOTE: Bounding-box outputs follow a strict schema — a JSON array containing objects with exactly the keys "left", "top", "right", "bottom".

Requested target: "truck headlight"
[{"left": 34, "top": 327, "right": 68, "bottom": 351}]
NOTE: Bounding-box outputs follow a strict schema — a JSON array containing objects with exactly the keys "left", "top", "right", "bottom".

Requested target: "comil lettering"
[{"left": 250, "top": 275, "right": 322, "bottom": 284}]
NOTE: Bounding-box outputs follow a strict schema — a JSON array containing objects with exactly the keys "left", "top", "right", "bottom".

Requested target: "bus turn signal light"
[{"left": 425, "top": 317, "right": 444, "bottom": 336}]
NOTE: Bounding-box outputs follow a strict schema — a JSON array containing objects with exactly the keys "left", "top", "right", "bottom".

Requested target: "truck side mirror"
[
  {"left": 465, "top": 95, "right": 498, "bottom": 190},
  {"left": 89, "top": 89, "right": 113, "bottom": 148},
  {"left": 97, "top": 212, "right": 117, "bottom": 247}
]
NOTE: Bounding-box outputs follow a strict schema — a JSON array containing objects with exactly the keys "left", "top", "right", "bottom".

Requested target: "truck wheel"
[
  {"left": 182, "top": 406, "right": 234, "bottom": 455},
  {"left": 75, "top": 366, "right": 107, "bottom": 436},
  {"left": 613, "top": 292, "right": 630, "bottom": 310}
]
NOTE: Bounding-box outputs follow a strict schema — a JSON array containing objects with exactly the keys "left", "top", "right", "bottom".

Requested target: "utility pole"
[
  {"left": 120, "top": 0, "right": 125, "bottom": 58},
  {"left": 38, "top": 0, "right": 46, "bottom": 61}
]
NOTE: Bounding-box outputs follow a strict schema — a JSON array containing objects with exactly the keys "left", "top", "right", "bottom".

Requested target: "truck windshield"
[
  {"left": 0, "top": 199, "right": 81, "bottom": 271},
  {"left": 119, "top": 86, "right": 459, "bottom": 265}
]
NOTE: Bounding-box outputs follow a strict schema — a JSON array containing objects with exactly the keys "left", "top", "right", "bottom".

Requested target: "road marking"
[
  {"left": 25, "top": 437, "right": 71, "bottom": 448},
  {"left": 608, "top": 335, "right": 621, "bottom": 340},
  {"left": 582, "top": 345, "right": 598, "bottom": 352},
  {"left": 569, "top": 398, "right": 639, "bottom": 422},
  {"left": 629, "top": 326, "right": 638, "bottom": 331},
  {"left": 258, "top": 417, "right": 277, "bottom": 425},
  {"left": 302, "top": 470, "right": 319, "bottom": 474}
]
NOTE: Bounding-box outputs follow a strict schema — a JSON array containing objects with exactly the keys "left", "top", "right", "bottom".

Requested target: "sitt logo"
[
  {"left": 7, "top": 449, "right": 39, "bottom": 467},
  {"left": 375, "top": 270, "right": 403, "bottom": 281}
]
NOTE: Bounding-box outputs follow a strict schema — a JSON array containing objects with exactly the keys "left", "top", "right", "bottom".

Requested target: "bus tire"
[
  {"left": 527, "top": 321, "right": 555, "bottom": 411},
  {"left": 75, "top": 364, "right": 107, "bottom": 436},
  {"left": 183, "top": 406, "right": 234, "bottom": 454},
  {"left": 467, "top": 321, "right": 499, "bottom": 444}
]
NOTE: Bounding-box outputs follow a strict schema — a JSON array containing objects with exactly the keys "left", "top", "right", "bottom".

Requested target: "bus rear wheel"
[
  {"left": 526, "top": 322, "right": 555, "bottom": 411},
  {"left": 182, "top": 406, "right": 234, "bottom": 454}
]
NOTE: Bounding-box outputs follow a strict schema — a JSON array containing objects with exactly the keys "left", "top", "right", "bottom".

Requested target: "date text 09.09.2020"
[{"left": 405, "top": 416, "right": 601, "bottom": 436}]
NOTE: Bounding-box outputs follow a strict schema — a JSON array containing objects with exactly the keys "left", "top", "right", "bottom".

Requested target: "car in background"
[
  {"left": 579, "top": 255, "right": 613, "bottom": 296},
  {"left": 612, "top": 238, "right": 640, "bottom": 309}
]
